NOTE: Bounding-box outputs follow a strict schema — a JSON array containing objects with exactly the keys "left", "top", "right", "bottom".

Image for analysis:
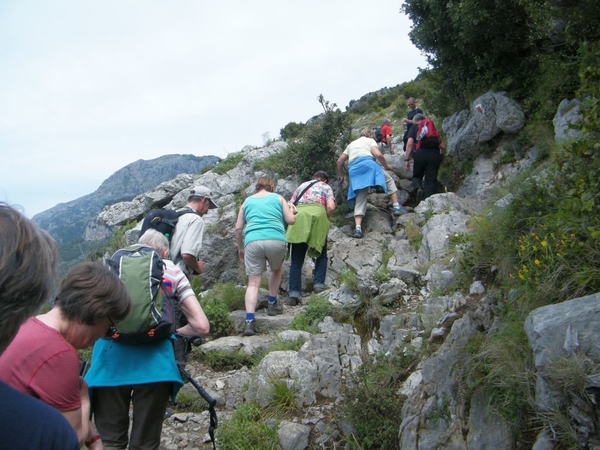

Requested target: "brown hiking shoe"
[
  {"left": 243, "top": 320, "right": 256, "bottom": 336},
  {"left": 267, "top": 301, "right": 283, "bottom": 316}
]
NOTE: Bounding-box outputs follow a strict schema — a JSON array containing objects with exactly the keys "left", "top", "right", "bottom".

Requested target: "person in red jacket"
[{"left": 379, "top": 118, "right": 394, "bottom": 155}]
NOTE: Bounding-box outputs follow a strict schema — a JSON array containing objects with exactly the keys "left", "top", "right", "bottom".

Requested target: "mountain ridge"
[{"left": 32, "top": 153, "right": 220, "bottom": 245}]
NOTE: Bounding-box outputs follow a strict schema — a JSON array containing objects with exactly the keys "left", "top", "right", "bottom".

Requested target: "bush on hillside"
[
  {"left": 279, "top": 121, "right": 306, "bottom": 141},
  {"left": 258, "top": 95, "right": 350, "bottom": 180}
]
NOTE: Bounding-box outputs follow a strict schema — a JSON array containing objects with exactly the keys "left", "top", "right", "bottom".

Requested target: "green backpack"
[{"left": 105, "top": 244, "right": 176, "bottom": 344}]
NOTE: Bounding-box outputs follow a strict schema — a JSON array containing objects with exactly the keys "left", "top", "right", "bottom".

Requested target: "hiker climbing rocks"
[
  {"left": 286, "top": 171, "right": 336, "bottom": 305},
  {"left": 402, "top": 97, "right": 424, "bottom": 151},
  {"left": 405, "top": 113, "right": 446, "bottom": 202},
  {"left": 0, "top": 261, "right": 131, "bottom": 448},
  {"left": 171, "top": 185, "right": 218, "bottom": 280},
  {"left": 85, "top": 229, "right": 209, "bottom": 449},
  {"left": 379, "top": 118, "right": 394, "bottom": 155},
  {"left": 235, "top": 177, "right": 296, "bottom": 336},
  {"left": 337, "top": 128, "right": 407, "bottom": 239}
]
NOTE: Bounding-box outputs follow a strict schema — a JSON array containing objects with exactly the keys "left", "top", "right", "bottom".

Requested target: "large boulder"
[{"left": 443, "top": 91, "right": 525, "bottom": 159}]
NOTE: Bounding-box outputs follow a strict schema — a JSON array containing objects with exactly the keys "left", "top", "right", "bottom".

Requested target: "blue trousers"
[{"left": 288, "top": 241, "right": 328, "bottom": 298}]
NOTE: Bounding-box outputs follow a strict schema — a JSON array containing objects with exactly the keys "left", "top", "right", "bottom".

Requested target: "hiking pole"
[{"left": 176, "top": 362, "right": 218, "bottom": 450}]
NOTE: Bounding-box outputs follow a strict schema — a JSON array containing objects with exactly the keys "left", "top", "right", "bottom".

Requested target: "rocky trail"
[{"left": 160, "top": 291, "right": 345, "bottom": 450}]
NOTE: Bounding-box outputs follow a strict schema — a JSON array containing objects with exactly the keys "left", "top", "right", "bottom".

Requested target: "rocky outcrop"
[
  {"left": 442, "top": 91, "right": 525, "bottom": 159},
  {"left": 525, "top": 293, "right": 600, "bottom": 449},
  {"left": 553, "top": 98, "right": 582, "bottom": 143}
]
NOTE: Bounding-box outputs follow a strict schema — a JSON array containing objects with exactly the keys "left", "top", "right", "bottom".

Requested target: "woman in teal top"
[{"left": 235, "top": 177, "right": 297, "bottom": 336}]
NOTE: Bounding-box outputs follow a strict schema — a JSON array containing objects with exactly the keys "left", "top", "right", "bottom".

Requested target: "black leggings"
[{"left": 412, "top": 148, "right": 444, "bottom": 199}]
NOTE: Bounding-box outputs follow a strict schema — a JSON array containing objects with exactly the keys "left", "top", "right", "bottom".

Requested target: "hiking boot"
[
  {"left": 286, "top": 297, "right": 299, "bottom": 306},
  {"left": 243, "top": 320, "right": 256, "bottom": 336},
  {"left": 313, "top": 286, "right": 328, "bottom": 294},
  {"left": 416, "top": 188, "right": 425, "bottom": 203},
  {"left": 393, "top": 205, "right": 407, "bottom": 216},
  {"left": 352, "top": 228, "right": 363, "bottom": 239},
  {"left": 267, "top": 301, "right": 283, "bottom": 316}
]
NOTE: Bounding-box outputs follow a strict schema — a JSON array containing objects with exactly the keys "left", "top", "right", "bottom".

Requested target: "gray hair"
[
  {"left": 382, "top": 118, "right": 390, "bottom": 125},
  {"left": 413, "top": 113, "right": 426, "bottom": 122},
  {"left": 139, "top": 229, "right": 170, "bottom": 255}
]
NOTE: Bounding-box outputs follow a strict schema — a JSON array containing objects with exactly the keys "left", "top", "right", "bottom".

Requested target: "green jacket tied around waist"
[{"left": 286, "top": 204, "right": 330, "bottom": 258}]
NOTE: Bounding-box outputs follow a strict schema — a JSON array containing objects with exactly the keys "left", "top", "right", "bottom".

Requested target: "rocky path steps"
[{"left": 159, "top": 293, "right": 342, "bottom": 450}]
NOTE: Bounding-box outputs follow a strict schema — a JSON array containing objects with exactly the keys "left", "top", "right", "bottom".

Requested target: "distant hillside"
[{"left": 32, "top": 154, "right": 220, "bottom": 245}]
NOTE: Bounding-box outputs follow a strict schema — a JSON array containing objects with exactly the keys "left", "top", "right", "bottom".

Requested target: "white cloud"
[{"left": 0, "top": 0, "right": 427, "bottom": 217}]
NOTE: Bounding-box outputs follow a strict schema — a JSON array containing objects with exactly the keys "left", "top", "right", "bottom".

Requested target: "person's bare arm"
[
  {"left": 61, "top": 379, "right": 95, "bottom": 446},
  {"left": 280, "top": 195, "right": 297, "bottom": 225},
  {"left": 385, "top": 133, "right": 394, "bottom": 154},
  {"left": 405, "top": 138, "right": 415, "bottom": 170},
  {"left": 235, "top": 205, "right": 246, "bottom": 261},
  {"left": 370, "top": 145, "right": 393, "bottom": 171},
  {"left": 176, "top": 296, "right": 210, "bottom": 336},
  {"left": 326, "top": 198, "right": 336, "bottom": 217},
  {"left": 337, "top": 154, "right": 348, "bottom": 184},
  {"left": 181, "top": 254, "right": 204, "bottom": 275}
]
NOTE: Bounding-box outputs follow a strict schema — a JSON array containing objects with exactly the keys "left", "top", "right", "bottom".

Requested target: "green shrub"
[
  {"left": 290, "top": 295, "right": 331, "bottom": 333},
  {"left": 212, "top": 153, "right": 244, "bottom": 175},
  {"left": 257, "top": 95, "right": 350, "bottom": 181},
  {"left": 200, "top": 298, "right": 235, "bottom": 338},
  {"left": 280, "top": 121, "right": 306, "bottom": 141}
]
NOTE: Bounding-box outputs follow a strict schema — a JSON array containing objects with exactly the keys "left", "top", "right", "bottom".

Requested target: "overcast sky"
[{"left": 0, "top": 1, "right": 427, "bottom": 218}]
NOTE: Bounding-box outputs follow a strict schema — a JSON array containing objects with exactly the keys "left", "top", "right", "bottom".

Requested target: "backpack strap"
[
  {"left": 177, "top": 206, "right": 201, "bottom": 217},
  {"left": 293, "top": 180, "right": 319, "bottom": 206}
]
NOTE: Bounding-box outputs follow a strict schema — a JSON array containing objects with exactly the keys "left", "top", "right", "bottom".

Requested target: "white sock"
[
  {"left": 355, "top": 225, "right": 362, "bottom": 231},
  {"left": 393, "top": 202, "right": 400, "bottom": 208}
]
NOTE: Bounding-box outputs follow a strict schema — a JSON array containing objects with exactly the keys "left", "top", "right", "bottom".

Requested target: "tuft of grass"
[
  {"left": 339, "top": 266, "right": 360, "bottom": 293},
  {"left": 290, "top": 295, "right": 331, "bottom": 333},
  {"left": 264, "top": 378, "right": 300, "bottom": 419},
  {"left": 216, "top": 402, "right": 278, "bottom": 450},
  {"left": 461, "top": 310, "right": 535, "bottom": 427},
  {"left": 175, "top": 389, "right": 211, "bottom": 413},
  {"left": 546, "top": 354, "right": 599, "bottom": 400},
  {"left": 268, "top": 337, "right": 307, "bottom": 353},
  {"left": 200, "top": 349, "right": 257, "bottom": 371},
  {"left": 404, "top": 219, "right": 423, "bottom": 251}
]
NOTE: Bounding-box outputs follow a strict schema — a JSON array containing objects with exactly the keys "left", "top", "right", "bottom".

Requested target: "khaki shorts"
[{"left": 244, "top": 240, "right": 287, "bottom": 276}]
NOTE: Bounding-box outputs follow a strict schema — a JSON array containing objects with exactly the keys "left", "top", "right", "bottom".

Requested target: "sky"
[{"left": 0, "top": 1, "right": 427, "bottom": 218}]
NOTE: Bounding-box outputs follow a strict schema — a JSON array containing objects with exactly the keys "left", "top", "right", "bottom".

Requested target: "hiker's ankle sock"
[
  {"left": 393, "top": 202, "right": 400, "bottom": 208},
  {"left": 355, "top": 225, "right": 362, "bottom": 231},
  {"left": 246, "top": 313, "right": 255, "bottom": 322},
  {"left": 268, "top": 296, "right": 277, "bottom": 305}
]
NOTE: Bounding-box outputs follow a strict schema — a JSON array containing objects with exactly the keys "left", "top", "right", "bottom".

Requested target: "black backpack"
[
  {"left": 373, "top": 126, "right": 383, "bottom": 143},
  {"left": 140, "top": 207, "right": 200, "bottom": 241}
]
